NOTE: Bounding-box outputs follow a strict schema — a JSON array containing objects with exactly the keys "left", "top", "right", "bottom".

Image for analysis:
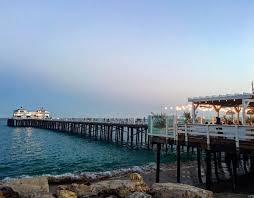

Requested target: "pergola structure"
[{"left": 188, "top": 93, "right": 254, "bottom": 125}]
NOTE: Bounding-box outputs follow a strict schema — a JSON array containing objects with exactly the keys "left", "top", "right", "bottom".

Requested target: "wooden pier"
[{"left": 7, "top": 118, "right": 150, "bottom": 148}]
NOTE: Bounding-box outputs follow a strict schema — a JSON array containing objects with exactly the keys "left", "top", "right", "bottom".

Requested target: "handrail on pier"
[
  {"left": 147, "top": 115, "right": 254, "bottom": 149},
  {"left": 11, "top": 117, "right": 148, "bottom": 125}
]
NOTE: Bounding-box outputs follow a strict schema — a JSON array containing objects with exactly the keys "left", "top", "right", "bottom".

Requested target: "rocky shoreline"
[
  {"left": 0, "top": 173, "right": 213, "bottom": 198},
  {"left": 1, "top": 161, "right": 254, "bottom": 197}
]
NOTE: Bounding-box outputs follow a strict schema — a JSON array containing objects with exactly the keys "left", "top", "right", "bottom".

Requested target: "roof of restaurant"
[
  {"left": 188, "top": 93, "right": 254, "bottom": 107},
  {"left": 13, "top": 107, "right": 28, "bottom": 113}
]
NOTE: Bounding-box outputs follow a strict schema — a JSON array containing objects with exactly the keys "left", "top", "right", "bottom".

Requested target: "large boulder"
[
  {"left": 0, "top": 186, "right": 19, "bottom": 198},
  {"left": 151, "top": 183, "right": 213, "bottom": 198},
  {"left": 129, "top": 173, "right": 149, "bottom": 192},
  {"left": 57, "top": 183, "right": 93, "bottom": 197},
  {"left": 69, "top": 183, "right": 92, "bottom": 197},
  {"left": 90, "top": 180, "right": 136, "bottom": 197},
  {"left": 90, "top": 173, "right": 149, "bottom": 198},
  {"left": 129, "top": 173, "right": 144, "bottom": 183},
  {"left": 57, "top": 189, "right": 77, "bottom": 198},
  {"left": 4, "top": 176, "right": 50, "bottom": 198}
]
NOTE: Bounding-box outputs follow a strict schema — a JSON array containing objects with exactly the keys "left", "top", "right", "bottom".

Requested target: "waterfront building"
[
  {"left": 13, "top": 107, "right": 50, "bottom": 119},
  {"left": 32, "top": 108, "right": 50, "bottom": 119},
  {"left": 13, "top": 107, "right": 30, "bottom": 118}
]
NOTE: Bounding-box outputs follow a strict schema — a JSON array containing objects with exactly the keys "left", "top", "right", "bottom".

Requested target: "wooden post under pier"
[
  {"left": 177, "top": 143, "right": 181, "bottom": 183},
  {"left": 232, "top": 152, "right": 238, "bottom": 192},
  {"left": 206, "top": 149, "right": 212, "bottom": 190},
  {"left": 197, "top": 147, "right": 202, "bottom": 183},
  {"left": 156, "top": 143, "right": 161, "bottom": 183}
]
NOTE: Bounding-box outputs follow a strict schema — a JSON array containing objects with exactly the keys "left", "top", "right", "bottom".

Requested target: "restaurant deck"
[{"left": 149, "top": 93, "right": 254, "bottom": 191}]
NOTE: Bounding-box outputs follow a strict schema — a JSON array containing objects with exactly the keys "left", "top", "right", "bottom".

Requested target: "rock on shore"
[
  {"left": 55, "top": 173, "right": 150, "bottom": 198},
  {"left": 2, "top": 176, "right": 53, "bottom": 198},
  {"left": 151, "top": 182, "right": 213, "bottom": 198},
  {"left": 0, "top": 186, "right": 19, "bottom": 198}
]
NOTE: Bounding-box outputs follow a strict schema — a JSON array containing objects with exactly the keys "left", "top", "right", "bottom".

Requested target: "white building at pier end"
[{"left": 13, "top": 107, "right": 51, "bottom": 119}]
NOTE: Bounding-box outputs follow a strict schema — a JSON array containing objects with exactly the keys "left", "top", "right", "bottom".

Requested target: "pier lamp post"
[
  {"left": 160, "top": 106, "right": 168, "bottom": 116},
  {"left": 168, "top": 106, "right": 174, "bottom": 116},
  {"left": 175, "top": 106, "right": 182, "bottom": 124},
  {"left": 164, "top": 106, "right": 168, "bottom": 115}
]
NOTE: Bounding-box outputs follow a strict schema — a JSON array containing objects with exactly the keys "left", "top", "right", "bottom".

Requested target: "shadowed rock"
[
  {"left": 151, "top": 182, "right": 213, "bottom": 198},
  {"left": 0, "top": 186, "right": 19, "bottom": 198},
  {"left": 48, "top": 176, "right": 90, "bottom": 185}
]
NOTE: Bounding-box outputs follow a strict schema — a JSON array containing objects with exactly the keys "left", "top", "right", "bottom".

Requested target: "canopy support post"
[
  {"left": 242, "top": 99, "right": 254, "bottom": 125},
  {"left": 234, "top": 107, "right": 241, "bottom": 124},
  {"left": 213, "top": 105, "right": 222, "bottom": 118},
  {"left": 192, "top": 103, "right": 199, "bottom": 124}
]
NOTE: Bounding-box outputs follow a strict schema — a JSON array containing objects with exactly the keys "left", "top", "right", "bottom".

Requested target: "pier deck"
[
  {"left": 7, "top": 118, "right": 149, "bottom": 148},
  {"left": 149, "top": 122, "right": 254, "bottom": 192}
]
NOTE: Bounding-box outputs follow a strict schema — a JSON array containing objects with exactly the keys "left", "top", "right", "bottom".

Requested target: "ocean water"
[{"left": 0, "top": 119, "right": 186, "bottom": 180}]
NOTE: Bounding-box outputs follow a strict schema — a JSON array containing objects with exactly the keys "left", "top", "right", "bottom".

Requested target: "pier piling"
[
  {"left": 156, "top": 143, "right": 161, "bottom": 183},
  {"left": 197, "top": 147, "right": 202, "bottom": 183},
  {"left": 206, "top": 149, "right": 212, "bottom": 190},
  {"left": 177, "top": 143, "right": 181, "bottom": 183}
]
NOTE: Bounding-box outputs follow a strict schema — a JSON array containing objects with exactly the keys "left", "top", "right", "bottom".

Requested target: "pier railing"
[
  {"left": 147, "top": 115, "right": 175, "bottom": 137},
  {"left": 148, "top": 115, "right": 254, "bottom": 149},
  {"left": 176, "top": 124, "right": 254, "bottom": 148},
  {"left": 11, "top": 117, "right": 148, "bottom": 125}
]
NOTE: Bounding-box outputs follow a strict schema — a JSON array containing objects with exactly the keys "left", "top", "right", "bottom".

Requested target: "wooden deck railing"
[{"left": 148, "top": 122, "right": 254, "bottom": 149}]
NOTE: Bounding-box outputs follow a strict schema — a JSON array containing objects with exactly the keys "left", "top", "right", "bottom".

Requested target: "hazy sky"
[{"left": 0, "top": 0, "right": 254, "bottom": 117}]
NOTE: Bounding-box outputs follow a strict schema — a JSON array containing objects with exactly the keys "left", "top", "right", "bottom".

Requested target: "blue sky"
[{"left": 0, "top": 1, "right": 254, "bottom": 117}]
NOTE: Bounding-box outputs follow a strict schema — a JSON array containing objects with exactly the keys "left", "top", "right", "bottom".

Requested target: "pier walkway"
[{"left": 7, "top": 118, "right": 150, "bottom": 148}]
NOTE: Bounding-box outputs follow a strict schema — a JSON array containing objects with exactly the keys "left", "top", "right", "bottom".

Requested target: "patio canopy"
[{"left": 188, "top": 93, "right": 254, "bottom": 124}]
